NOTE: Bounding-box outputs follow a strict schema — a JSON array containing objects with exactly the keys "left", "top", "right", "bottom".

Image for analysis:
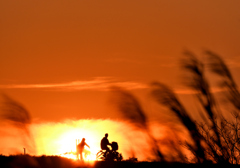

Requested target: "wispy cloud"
[
  {"left": 174, "top": 87, "right": 227, "bottom": 95},
  {"left": 226, "top": 57, "right": 240, "bottom": 68},
  {"left": 0, "top": 77, "right": 148, "bottom": 91},
  {"left": 0, "top": 77, "right": 227, "bottom": 94},
  {"left": 209, "top": 56, "right": 240, "bottom": 69}
]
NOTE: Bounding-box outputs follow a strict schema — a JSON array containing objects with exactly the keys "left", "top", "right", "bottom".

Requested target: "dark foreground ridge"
[
  {"left": 95, "top": 161, "right": 240, "bottom": 168},
  {"left": 0, "top": 155, "right": 240, "bottom": 168}
]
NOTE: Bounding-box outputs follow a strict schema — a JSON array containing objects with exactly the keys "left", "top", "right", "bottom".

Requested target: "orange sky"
[
  {"left": 1, "top": 0, "right": 239, "bottom": 122},
  {"left": 0, "top": 0, "right": 240, "bottom": 159}
]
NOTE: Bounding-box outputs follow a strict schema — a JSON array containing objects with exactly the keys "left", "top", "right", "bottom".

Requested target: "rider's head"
[{"left": 105, "top": 133, "right": 108, "bottom": 138}]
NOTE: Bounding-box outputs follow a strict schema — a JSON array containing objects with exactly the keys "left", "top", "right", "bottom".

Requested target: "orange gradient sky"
[
  {"left": 1, "top": 0, "right": 239, "bottom": 122},
  {"left": 0, "top": 0, "right": 240, "bottom": 160}
]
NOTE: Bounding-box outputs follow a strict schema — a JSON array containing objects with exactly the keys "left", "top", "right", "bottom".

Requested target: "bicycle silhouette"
[{"left": 96, "top": 141, "right": 123, "bottom": 161}]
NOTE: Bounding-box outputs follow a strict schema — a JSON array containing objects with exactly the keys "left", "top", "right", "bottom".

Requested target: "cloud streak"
[
  {"left": 0, "top": 77, "right": 147, "bottom": 91},
  {"left": 0, "top": 77, "right": 228, "bottom": 95},
  {"left": 174, "top": 87, "right": 228, "bottom": 95}
]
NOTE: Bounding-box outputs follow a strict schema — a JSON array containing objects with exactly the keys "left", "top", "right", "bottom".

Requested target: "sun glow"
[
  {"left": 56, "top": 128, "right": 100, "bottom": 161},
  {"left": 24, "top": 119, "right": 185, "bottom": 161}
]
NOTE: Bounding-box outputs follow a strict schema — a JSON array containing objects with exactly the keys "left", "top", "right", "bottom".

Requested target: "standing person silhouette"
[
  {"left": 77, "top": 138, "right": 90, "bottom": 161},
  {"left": 101, "top": 133, "right": 111, "bottom": 152}
]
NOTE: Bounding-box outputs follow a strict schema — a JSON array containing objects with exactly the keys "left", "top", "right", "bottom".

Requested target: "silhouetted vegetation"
[
  {"left": 110, "top": 86, "right": 165, "bottom": 162},
  {"left": 0, "top": 94, "right": 36, "bottom": 154},
  {"left": 111, "top": 51, "right": 240, "bottom": 164}
]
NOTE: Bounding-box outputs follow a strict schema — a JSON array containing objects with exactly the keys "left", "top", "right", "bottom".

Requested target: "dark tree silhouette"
[
  {"left": 0, "top": 94, "right": 35, "bottom": 154},
  {"left": 110, "top": 86, "right": 165, "bottom": 162},
  {"left": 150, "top": 51, "right": 240, "bottom": 163},
  {"left": 206, "top": 50, "right": 240, "bottom": 112},
  {"left": 151, "top": 82, "right": 207, "bottom": 163},
  {"left": 109, "top": 51, "right": 240, "bottom": 164}
]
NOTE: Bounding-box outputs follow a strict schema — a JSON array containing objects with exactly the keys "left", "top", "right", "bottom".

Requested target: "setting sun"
[
  {"left": 57, "top": 129, "right": 100, "bottom": 161},
  {"left": 29, "top": 119, "right": 141, "bottom": 160}
]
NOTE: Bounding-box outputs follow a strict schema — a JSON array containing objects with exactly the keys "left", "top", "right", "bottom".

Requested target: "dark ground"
[{"left": 0, "top": 155, "right": 239, "bottom": 168}]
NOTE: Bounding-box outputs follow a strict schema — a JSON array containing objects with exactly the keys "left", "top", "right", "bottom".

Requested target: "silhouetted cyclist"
[
  {"left": 101, "top": 133, "right": 111, "bottom": 152},
  {"left": 77, "top": 138, "right": 90, "bottom": 161}
]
